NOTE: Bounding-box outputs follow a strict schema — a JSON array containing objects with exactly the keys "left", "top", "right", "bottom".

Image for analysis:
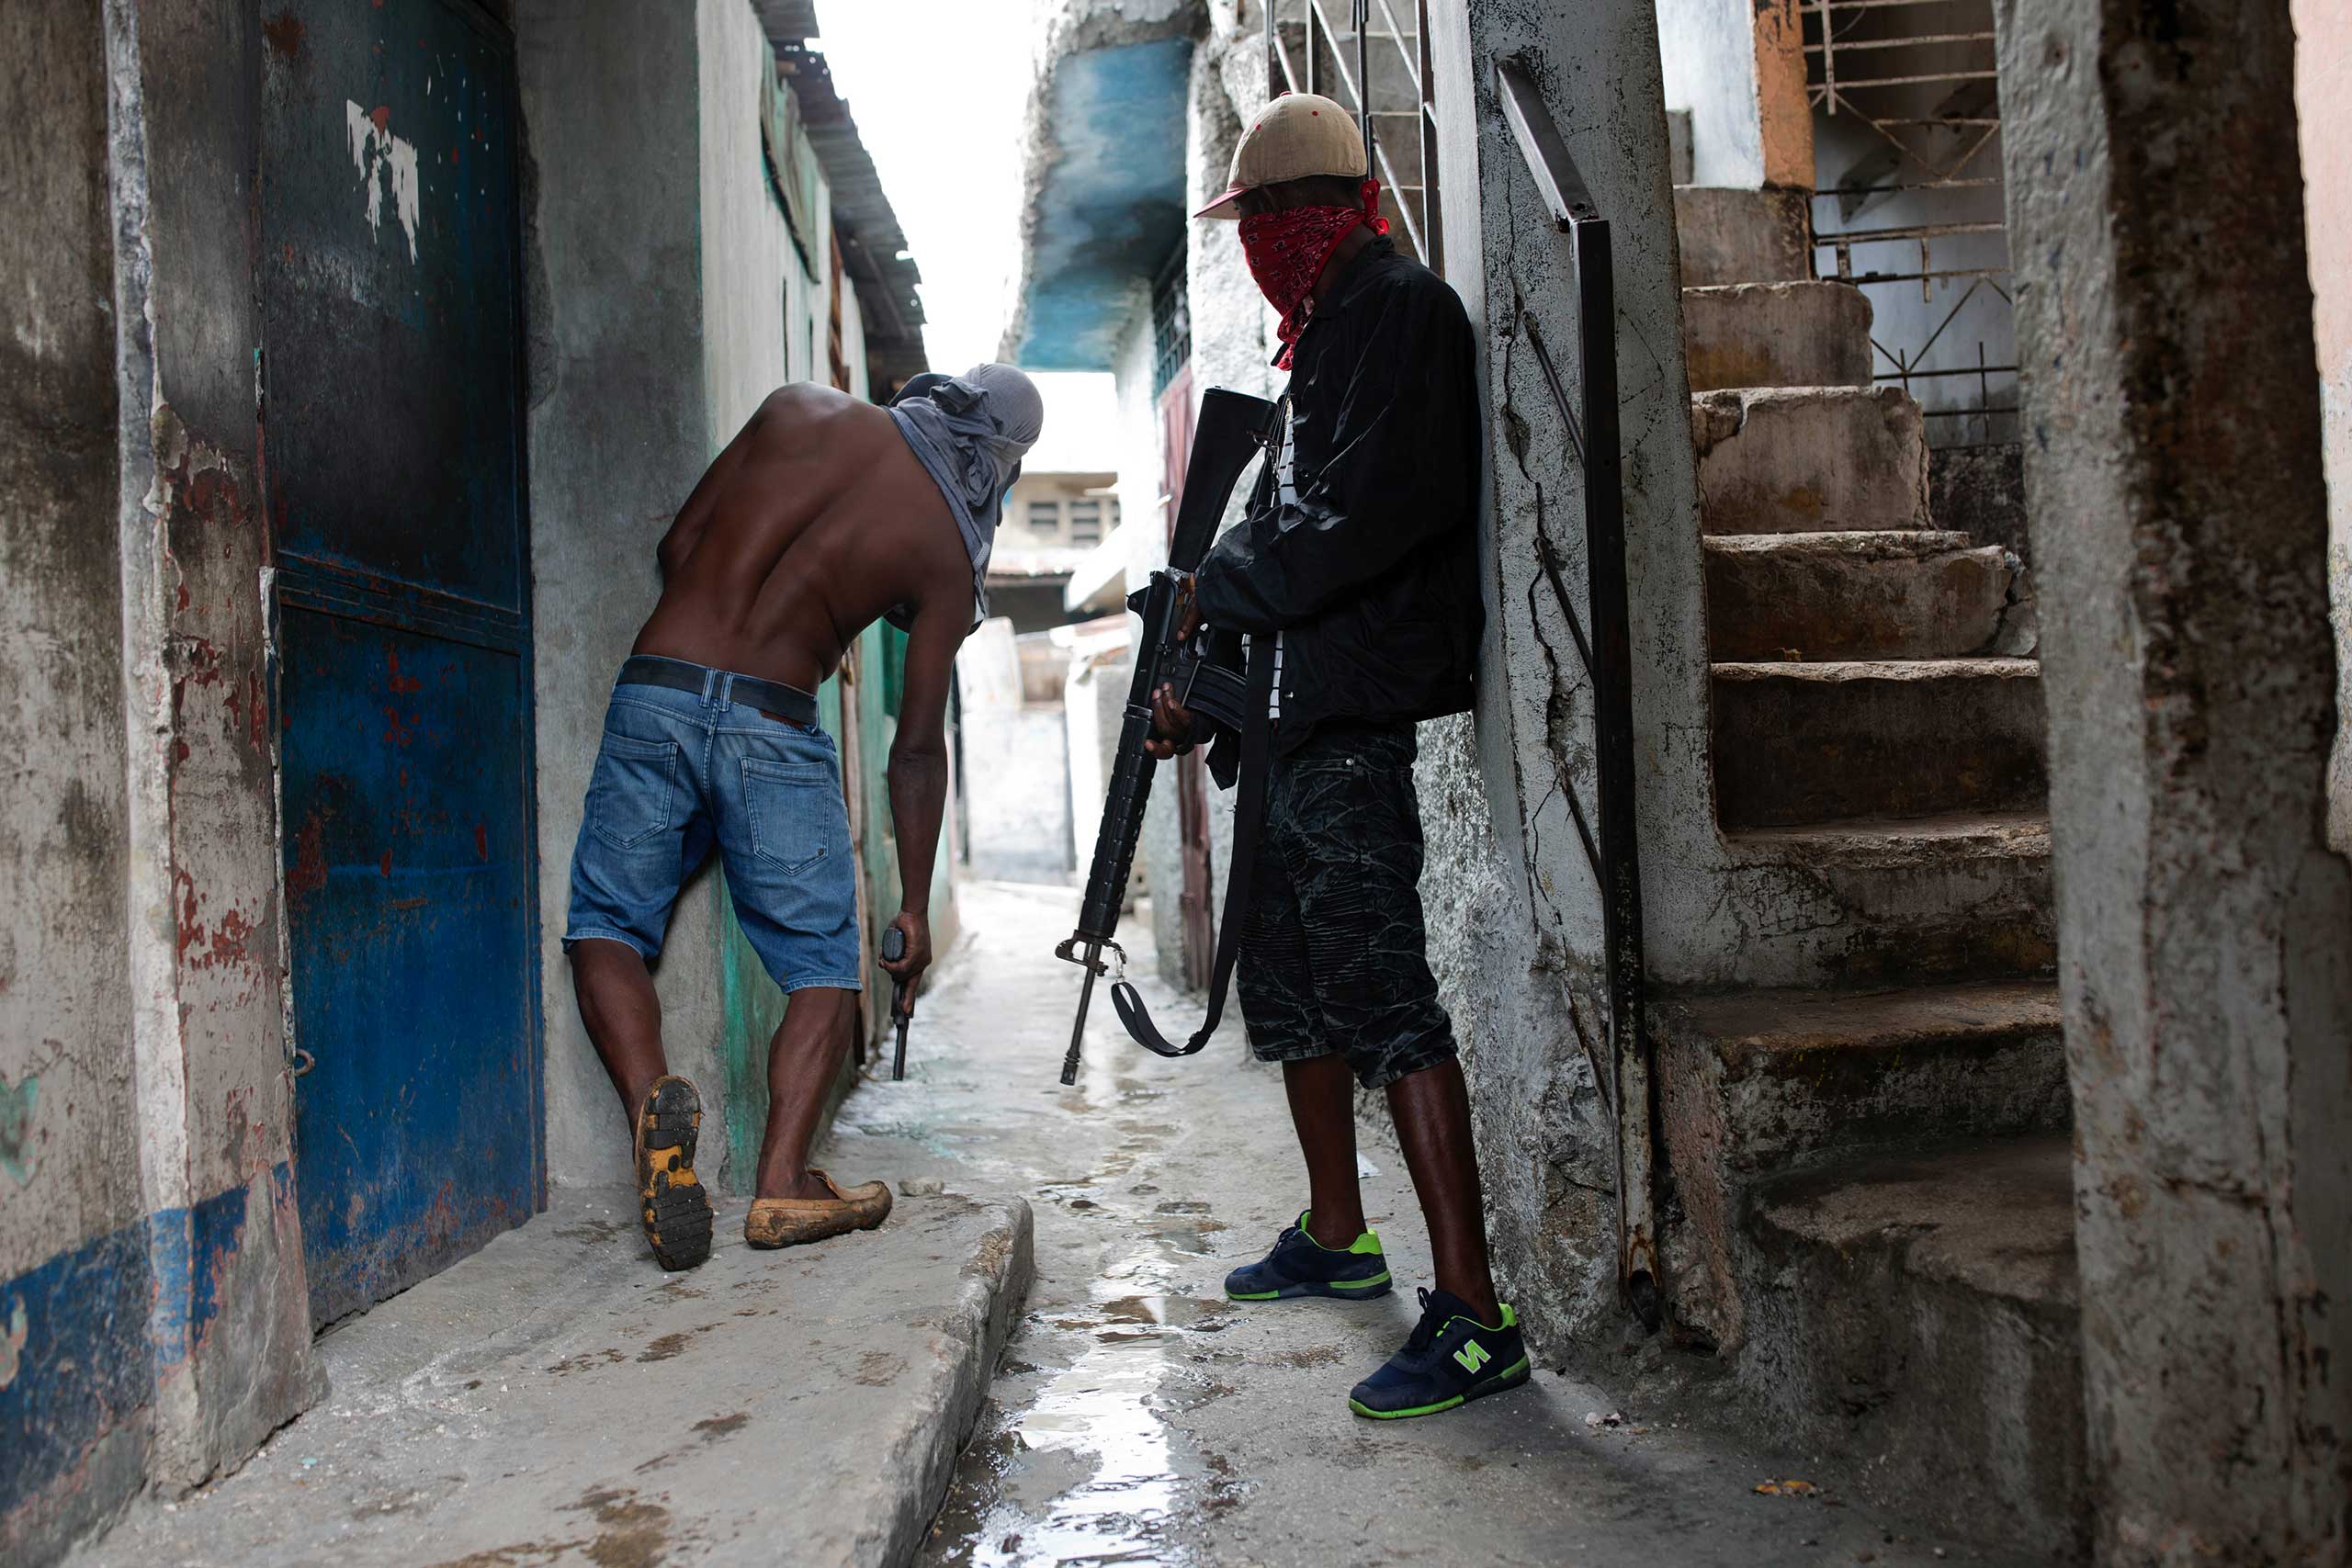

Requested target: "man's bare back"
[{"left": 633, "top": 382, "right": 972, "bottom": 691}]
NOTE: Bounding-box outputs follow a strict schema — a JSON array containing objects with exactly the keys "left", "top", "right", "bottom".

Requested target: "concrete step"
[
  {"left": 1681, "top": 281, "right": 1872, "bottom": 393},
  {"left": 1692, "top": 386, "right": 1930, "bottom": 535},
  {"left": 1722, "top": 809, "right": 2057, "bottom": 985},
  {"left": 1674, "top": 186, "right": 1811, "bottom": 287},
  {"left": 1703, "top": 531, "right": 2030, "bottom": 661},
  {"left": 1713, "top": 658, "right": 2047, "bottom": 829},
  {"left": 1734, "top": 1135, "right": 2089, "bottom": 1560},
  {"left": 1659, "top": 979, "right": 2069, "bottom": 1180}
]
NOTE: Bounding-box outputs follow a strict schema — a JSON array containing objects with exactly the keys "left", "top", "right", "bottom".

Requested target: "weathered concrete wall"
[
  {"left": 519, "top": 0, "right": 718, "bottom": 1190},
  {"left": 0, "top": 3, "right": 151, "bottom": 1554},
  {"left": 2296, "top": 0, "right": 2352, "bottom": 853},
  {"left": 1415, "top": 0, "right": 1703, "bottom": 1351},
  {"left": 6, "top": 4, "right": 323, "bottom": 1552},
  {"left": 1654, "top": 0, "right": 1808, "bottom": 189},
  {"left": 119, "top": 0, "right": 316, "bottom": 1499},
  {"left": 1997, "top": 0, "right": 2352, "bottom": 1558}
]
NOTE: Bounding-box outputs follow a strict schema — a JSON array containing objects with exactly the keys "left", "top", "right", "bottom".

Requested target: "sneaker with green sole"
[
  {"left": 1348, "top": 1287, "right": 1531, "bottom": 1418},
  {"left": 1223, "top": 1212, "right": 1393, "bottom": 1301}
]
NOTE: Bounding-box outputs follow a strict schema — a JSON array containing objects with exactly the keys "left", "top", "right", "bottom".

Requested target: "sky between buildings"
[{"left": 815, "top": 0, "right": 1121, "bottom": 476}]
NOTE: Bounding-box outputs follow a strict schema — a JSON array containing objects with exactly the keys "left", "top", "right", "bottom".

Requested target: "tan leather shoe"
[
  {"left": 635, "top": 1076, "right": 713, "bottom": 1271},
  {"left": 743, "top": 1169, "right": 893, "bottom": 1248}
]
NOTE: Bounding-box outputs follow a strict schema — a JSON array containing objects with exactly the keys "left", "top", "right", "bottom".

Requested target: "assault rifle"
[{"left": 1055, "top": 388, "right": 1279, "bottom": 1084}]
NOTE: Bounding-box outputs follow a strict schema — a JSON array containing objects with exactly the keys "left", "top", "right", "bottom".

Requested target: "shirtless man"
[{"left": 562, "top": 366, "right": 1042, "bottom": 1271}]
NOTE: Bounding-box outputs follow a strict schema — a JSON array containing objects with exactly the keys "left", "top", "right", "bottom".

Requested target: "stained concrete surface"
[
  {"left": 833, "top": 885, "right": 2040, "bottom": 1567},
  {"left": 69, "top": 882, "right": 2051, "bottom": 1565},
  {"left": 67, "top": 1187, "right": 1032, "bottom": 1568}
]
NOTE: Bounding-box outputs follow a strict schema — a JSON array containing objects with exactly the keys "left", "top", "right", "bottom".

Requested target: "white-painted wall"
[
  {"left": 2294, "top": 0, "right": 2352, "bottom": 852},
  {"left": 1656, "top": 0, "right": 1764, "bottom": 186}
]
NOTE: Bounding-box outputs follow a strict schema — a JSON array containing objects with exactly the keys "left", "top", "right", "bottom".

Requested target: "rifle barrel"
[{"left": 1060, "top": 960, "right": 1098, "bottom": 1086}]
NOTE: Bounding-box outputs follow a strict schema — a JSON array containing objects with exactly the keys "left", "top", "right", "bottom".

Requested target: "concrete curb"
[
  {"left": 61, "top": 1190, "right": 1037, "bottom": 1568},
  {"left": 842, "top": 1195, "right": 1035, "bottom": 1568}
]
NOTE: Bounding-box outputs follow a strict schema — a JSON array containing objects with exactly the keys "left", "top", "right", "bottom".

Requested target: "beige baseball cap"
[{"left": 1193, "top": 93, "right": 1367, "bottom": 220}]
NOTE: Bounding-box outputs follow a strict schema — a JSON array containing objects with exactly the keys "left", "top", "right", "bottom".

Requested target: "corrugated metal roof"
[
  {"left": 751, "top": 18, "right": 930, "bottom": 394},
  {"left": 749, "top": 1, "right": 822, "bottom": 43}
]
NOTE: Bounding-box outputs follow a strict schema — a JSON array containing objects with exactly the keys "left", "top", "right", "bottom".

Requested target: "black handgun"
[
  {"left": 1054, "top": 387, "right": 1278, "bottom": 1084},
  {"left": 881, "top": 924, "right": 910, "bottom": 1080}
]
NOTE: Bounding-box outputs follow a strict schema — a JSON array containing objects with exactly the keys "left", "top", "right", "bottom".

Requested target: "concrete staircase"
[{"left": 1657, "top": 189, "right": 2086, "bottom": 1560}]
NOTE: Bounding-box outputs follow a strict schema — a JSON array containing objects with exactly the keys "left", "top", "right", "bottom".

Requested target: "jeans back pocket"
[
  {"left": 587, "top": 731, "right": 682, "bottom": 851},
  {"left": 741, "top": 757, "right": 839, "bottom": 876}
]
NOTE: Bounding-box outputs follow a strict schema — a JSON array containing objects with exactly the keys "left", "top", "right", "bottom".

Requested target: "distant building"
[{"left": 987, "top": 469, "right": 1123, "bottom": 632}]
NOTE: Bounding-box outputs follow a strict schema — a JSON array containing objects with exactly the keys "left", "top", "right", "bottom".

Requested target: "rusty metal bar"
[
  {"left": 1302, "top": 0, "right": 1429, "bottom": 259},
  {"left": 1802, "top": 0, "right": 1984, "bottom": 11},
  {"left": 1802, "top": 29, "right": 1994, "bottom": 50},
  {"left": 1816, "top": 67, "right": 1998, "bottom": 88}
]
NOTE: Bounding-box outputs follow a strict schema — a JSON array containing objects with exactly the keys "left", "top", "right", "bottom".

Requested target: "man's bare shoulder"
[{"left": 746, "top": 381, "right": 892, "bottom": 442}]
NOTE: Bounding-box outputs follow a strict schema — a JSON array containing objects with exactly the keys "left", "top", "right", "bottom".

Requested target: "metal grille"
[
  {"left": 1261, "top": 0, "right": 1442, "bottom": 274},
  {"left": 1151, "top": 243, "right": 1191, "bottom": 399},
  {"left": 1804, "top": 0, "right": 2016, "bottom": 447}
]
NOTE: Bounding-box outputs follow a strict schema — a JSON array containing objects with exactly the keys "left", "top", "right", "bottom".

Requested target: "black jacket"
[{"left": 1192, "top": 236, "right": 1484, "bottom": 776}]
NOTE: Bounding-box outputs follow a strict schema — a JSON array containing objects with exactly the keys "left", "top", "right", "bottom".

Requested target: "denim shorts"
[
  {"left": 562, "top": 661, "right": 861, "bottom": 993},
  {"left": 1236, "top": 721, "right": 1457, "bottom": 1089}
]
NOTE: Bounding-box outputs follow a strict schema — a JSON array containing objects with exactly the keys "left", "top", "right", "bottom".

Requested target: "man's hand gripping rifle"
[{"left": 1054, "top": 389, "right": 1277, "bottom": 1084}]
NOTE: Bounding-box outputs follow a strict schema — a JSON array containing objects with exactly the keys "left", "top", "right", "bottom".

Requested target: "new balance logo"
[{"left": 1453, "top": 1340, "right": 1492, "bottom": 1375}]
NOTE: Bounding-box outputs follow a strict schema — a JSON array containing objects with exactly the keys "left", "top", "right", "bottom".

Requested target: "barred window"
[{"left": 1151, "top": 244, "right": 1190, "bottom": 400}]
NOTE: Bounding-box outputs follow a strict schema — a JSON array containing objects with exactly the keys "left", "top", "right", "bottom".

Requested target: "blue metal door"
[{"left": 263, "top": 0, "right": 540, "bottom": 1325}]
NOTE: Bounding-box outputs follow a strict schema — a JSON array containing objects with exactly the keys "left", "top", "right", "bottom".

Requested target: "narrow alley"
[
  {"left": 73, "top": 884, "right": 2018, "bottom": 1568},
  {"left": 843, "top": 887, "right": 2018, "bottom": 1567},
  {"left": 9, "top": 2, "right": 2351, "bottom": 1562}
]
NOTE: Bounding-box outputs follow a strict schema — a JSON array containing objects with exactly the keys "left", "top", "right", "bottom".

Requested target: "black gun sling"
[{"left": 1109, "top": 637, "right": 1276, "bottom": 1057}]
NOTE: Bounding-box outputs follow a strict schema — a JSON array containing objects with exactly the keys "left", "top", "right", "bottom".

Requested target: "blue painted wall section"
[
  {"left": 1010, "top": 38, "right": 1193, "bottom": 368},
  {"left": 0, "top": 1225, "right": 152, "bottom": 1530}
]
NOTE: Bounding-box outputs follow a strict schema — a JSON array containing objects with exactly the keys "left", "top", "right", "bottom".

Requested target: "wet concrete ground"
[{"left": 840, "top": 883, "right": 2034, "bottom": 1568}]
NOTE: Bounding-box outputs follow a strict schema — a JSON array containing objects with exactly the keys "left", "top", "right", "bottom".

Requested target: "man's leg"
[
  {"left": 1283, "top": 1053, "right": 1367, "bottom": 1248},
  {"left": 752, "top": 986, "right": 856, "bottom": 1201},
  {"left": 571, "top": 936, "right": 670, "bottom": 1118},
  {"left": 1386, "top": 1057, "right": 1500, "bottom": 1323}
]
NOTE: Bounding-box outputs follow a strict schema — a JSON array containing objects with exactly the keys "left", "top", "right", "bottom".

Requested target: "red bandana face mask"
[{"left": 1238, "top": 179, "right": 1390, "bottom": 368}]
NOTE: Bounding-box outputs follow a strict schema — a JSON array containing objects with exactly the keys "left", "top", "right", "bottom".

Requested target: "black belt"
[{"left": 616, "top": 656, "right": 820, "bottom": 728}]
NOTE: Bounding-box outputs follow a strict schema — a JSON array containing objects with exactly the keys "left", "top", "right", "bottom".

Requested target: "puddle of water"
[{"left": 930, "top": 1239, "right": 1216, "bottom": 1567}]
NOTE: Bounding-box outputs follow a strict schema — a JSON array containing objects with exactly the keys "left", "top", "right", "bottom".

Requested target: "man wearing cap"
[
  {"left": 1148, "top": 95, "right": 1525, "bottom": 1418},
  {"left": 563, "top": 366, "right": 1041, "bottom": 1272}
]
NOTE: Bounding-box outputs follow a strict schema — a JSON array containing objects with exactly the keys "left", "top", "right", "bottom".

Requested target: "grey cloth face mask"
[{"left": 888, "top": 363, "right": 1045, "bottom": 630}]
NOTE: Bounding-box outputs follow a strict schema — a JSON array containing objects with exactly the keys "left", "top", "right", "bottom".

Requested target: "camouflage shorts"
[{"left": 1236, "top": 722, "right": 1458, "bottom": 1089}]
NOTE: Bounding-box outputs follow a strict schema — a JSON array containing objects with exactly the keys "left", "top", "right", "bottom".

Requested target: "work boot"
[
  {"left": 635, "top": 1076, "right": 714, "bottom": 1271},
  {"left": 1348, "top": 1287, "right": 1531, "bottom": 1419},
  {"left": 1223, "top": 1211, "right": 1393, "bottom": 1301},
  {"left": 744, "top": 1169, "right": 892, "bottom": 1248}
]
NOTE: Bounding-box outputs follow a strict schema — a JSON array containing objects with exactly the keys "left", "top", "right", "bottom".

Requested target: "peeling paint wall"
[
  {"left": 6, "top": 2, "right": 322, "bottom": 1556},
  {"left": 118, "top": 0, "right": 319, "bottom": 1495},
  {"left": 1998, "top": 0, "right": 2352, "bottom": 1554},
  {"left": 0, "top": 1, "right": 153, "bottom": 1554},
  {"left": 2295, "top": 0, "right": 2352, "bottom": 854}
]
